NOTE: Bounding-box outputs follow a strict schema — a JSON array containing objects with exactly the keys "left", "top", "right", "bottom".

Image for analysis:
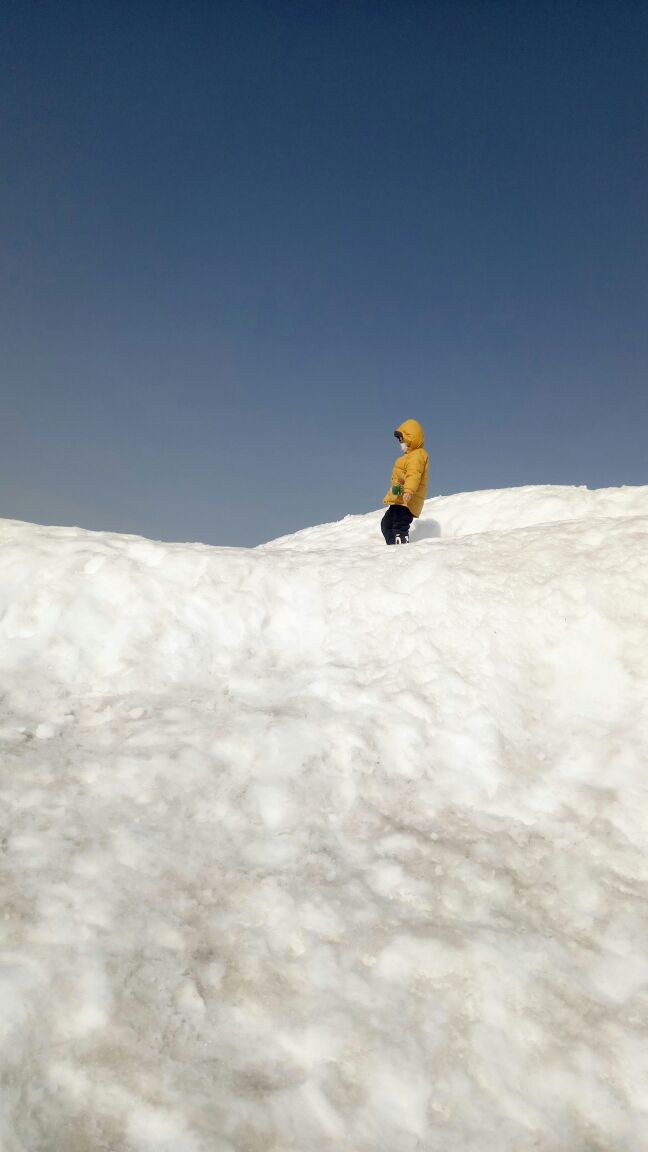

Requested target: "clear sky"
[{"left": 2, "top": 1, "right": 647, "bottom": 546}]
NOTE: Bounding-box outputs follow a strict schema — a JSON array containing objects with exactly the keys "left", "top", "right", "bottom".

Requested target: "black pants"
[{"left": 381, "top": 505, "right": 414, "bottom": 544}]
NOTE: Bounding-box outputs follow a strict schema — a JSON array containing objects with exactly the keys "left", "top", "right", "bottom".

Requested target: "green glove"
[{"left": 392, "top": 484, "right": 404, "bottom": 496}]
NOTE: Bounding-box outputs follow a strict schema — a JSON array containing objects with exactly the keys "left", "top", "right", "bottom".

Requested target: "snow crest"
[{"left": 1, "top": 484, "right": 647, "bottom": 1152}]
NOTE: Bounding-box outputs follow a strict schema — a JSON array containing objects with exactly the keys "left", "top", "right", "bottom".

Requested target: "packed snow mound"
[
  {"left": 262, "top": 482, "right": 648, "bottom": 551},
  {"left": 1, "top": 485, "right": 648, "bottom": 1152}
]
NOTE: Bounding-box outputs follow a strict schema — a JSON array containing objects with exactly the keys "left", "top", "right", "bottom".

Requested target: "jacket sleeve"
[{"left": 403, "top": 449, "right": 425, "bottom": 493}]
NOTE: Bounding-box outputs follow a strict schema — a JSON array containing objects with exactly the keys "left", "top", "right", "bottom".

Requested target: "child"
[{"left": 381, "top": 419, "right": 429, "bottom": 544}]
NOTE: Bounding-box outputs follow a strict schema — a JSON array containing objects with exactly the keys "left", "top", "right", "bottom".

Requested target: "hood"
[{"left": 396, "top": 419, "right": 425, "bottom": 451}]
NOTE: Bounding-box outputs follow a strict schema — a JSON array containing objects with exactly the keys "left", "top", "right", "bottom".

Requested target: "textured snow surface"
[{"left": 1, "top": 484, "right": 648, "bottom": 1152}]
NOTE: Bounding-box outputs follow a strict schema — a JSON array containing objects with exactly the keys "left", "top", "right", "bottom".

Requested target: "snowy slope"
[
  {"left": 1, "top": 485, "right": 648, "bottom": 1152},
  {"left": 262, "top": 482, "right": 648, "bottom": 551}
]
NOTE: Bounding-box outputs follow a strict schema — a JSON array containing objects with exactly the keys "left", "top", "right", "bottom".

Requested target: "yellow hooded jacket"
[{"left": 383, "top": 419, "right": 429, "bottom": 518}]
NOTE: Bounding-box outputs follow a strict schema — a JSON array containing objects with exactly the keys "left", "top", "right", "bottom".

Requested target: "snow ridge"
[{"left": 1, "top": 485, "right": 647, "bottom": 1152}]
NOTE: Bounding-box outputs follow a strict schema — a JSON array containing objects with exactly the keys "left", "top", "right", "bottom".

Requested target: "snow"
[{"left": 0, "top": 483, "right": 647, "bottom": 1151}]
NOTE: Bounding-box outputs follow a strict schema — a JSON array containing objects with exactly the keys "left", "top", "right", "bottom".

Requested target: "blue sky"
[{"left": 2, "top": 1, "right": 647, "bottom": 546}]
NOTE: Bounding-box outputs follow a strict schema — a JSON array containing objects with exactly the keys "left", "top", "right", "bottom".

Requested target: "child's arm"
[
  {"left": 403, "top": 450, "right": 425, "bottom": 501},
  {"left": 384, "top": 462, "right": 404, "bottom": 503}
]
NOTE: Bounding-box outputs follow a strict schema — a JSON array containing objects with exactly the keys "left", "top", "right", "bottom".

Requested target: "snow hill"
[{"left": 1, "top": 484, "right": 647, "bottom": 1152}]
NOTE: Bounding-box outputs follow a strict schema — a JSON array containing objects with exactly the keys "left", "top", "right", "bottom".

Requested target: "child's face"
[{"left": 399, "top": 439, "right": 408, "bottom": 453}]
